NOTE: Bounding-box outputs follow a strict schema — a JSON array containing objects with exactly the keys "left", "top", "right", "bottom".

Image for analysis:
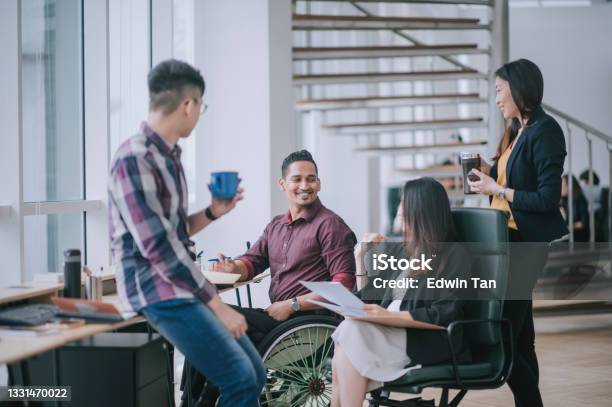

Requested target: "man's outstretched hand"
[{"left": 209, "top": 186, "right": 244, "bottom": 218}]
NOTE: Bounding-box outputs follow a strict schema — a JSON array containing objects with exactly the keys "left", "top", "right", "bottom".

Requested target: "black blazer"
[
  {"left": 490, "top": 105, "right": 569, "bottom": 242},
  {"left": 375, "top": 244, "right": 472, "bottom": 366}
]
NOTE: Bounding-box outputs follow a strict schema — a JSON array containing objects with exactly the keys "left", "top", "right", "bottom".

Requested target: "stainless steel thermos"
[{"left": 63, "top": 249, "right": 82, "bottom": 298}]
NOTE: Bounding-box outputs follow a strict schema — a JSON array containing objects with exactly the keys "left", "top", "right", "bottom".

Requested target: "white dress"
[{"left": 331, "top": 299, "right": 421, "bottom": 390}]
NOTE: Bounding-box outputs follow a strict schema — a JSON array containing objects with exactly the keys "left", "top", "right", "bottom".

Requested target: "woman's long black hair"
[
  {"left": 494, "top": 58, "right": 544, "bottom": 161},
  {"left": 401, "top": 178, "right": 455, "bottom": 271}
]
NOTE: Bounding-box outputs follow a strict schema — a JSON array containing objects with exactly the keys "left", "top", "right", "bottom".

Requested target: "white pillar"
[
  {"left": 488, "top": 0, "right": 509, "bottom": 158},
  {"left": 84, "top": 0, "right": 111, "bottom": 272},
  {"left": 192, "top": 0, "right": 295, "bottom": 305}
]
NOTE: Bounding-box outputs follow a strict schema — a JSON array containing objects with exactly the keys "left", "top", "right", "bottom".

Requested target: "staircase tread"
[
  {"left": 296, "top": 93, "right": 481, "bottom": 104},
  {"left": 296, "top": 0, "right": 493, "bottom": 5},
  {"left": 397, "top": 164, "right": 462, "bottom": 173},
  {"left": 292, "top": 14, "right": 481, "bottom": 24},
  {"left": 356, "top": 141, "right": 487, "bottom": 151},
  {"left": 294, "top": 69, "right": 481, "bottom": 79},
  {"left": 324, "top": 117, "right": 483, "bottom": 128},
  {"left": 294, "top": 44, "right": 479, "bottom": 52}
]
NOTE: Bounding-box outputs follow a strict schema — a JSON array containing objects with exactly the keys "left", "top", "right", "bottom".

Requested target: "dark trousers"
[
  {"left": 504, "top": 229, "right": 546, "bottom": 407},
  {"left": 181, "top": 306, "right": 335, "bottom": 406},
  {"left": 504, "top": 300, "right": 542, "bottom": 407}
]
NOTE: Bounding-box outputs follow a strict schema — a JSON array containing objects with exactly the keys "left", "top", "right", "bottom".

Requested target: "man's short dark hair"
[
  {"left": 148, "top": 59, "right": 205, "bottom": 114},
  {"left": 281, "top": 150, "right": 318, "bottom": 178},
  {"left": 579, "top": 169, "right": 600, "bottom": 186}
]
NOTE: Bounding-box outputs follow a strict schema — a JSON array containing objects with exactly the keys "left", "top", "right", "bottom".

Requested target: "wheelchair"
[
  {"left": 182, "top": 273, "right": 341, "bottom": 407},
  {"left": 257, "top": 313, "right": 340, "bottom": 406}
]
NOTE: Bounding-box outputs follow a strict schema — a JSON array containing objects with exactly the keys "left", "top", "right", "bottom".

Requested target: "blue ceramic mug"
[{"left": 210, "top": 171, "right": 239, "bottom": 199}]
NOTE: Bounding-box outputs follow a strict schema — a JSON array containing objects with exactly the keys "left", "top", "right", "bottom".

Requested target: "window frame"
[{"left": 0, "top": 0, "right": 155, "bottom": 285}]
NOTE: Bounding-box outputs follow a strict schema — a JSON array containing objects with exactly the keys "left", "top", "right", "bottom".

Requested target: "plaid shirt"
[{"left": 108, "top": 122, "right": 217, "bottom": 312}]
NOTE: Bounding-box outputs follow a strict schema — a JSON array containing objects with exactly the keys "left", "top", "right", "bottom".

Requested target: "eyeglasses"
[{"left": 199, "top": 102, "right": 208, "bottom": 115}]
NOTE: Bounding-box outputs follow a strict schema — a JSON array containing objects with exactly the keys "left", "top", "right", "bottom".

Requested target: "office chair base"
[
  {"left": 368, "top": 388, "right": 467, "bottom": 407},
  {"left": 368, "top": 395, "right": 435, "bottom": 407}
]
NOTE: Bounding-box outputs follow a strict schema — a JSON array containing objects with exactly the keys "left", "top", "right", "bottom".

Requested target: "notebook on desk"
[
  {"left": 51, "top": 297, "right": 127, "bottom": 322},
  {"left": 203, "top": 271, "right": 241, "bottom": 285}
]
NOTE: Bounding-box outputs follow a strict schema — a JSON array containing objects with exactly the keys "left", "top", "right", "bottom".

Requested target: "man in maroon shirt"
[
  {"left": 214, "top": 149, "right": 357, "bottom": 335},
  {"left": 182, "top": 150, "right": 357, "bottom": 405}
]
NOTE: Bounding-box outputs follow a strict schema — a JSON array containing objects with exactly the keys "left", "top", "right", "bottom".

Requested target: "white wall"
[
  {"left": 192, "top": 0, "right": 295, "bottom": 306},
  {"left": 510, "top": 4, "right": 612, "bottom": 184}
]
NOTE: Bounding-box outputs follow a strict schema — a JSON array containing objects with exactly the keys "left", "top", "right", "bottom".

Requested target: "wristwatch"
[
  {"left": 290, "top": 297, "right": 301, "bottom": 312},
  {"left": 204, "top": 206, "right": 218, "bottom": 221},
  {"left": 497, "top": 187, "right": 506, "bottom": 200}
]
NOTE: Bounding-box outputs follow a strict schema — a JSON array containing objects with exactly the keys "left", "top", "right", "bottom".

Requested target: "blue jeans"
[{"left": 141, "top": 298, "right": 266, "bottom": 407}]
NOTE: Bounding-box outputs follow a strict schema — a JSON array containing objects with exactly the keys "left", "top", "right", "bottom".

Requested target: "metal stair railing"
[{"left": 543, "top": 103, "right": 612, "bottom": 243}]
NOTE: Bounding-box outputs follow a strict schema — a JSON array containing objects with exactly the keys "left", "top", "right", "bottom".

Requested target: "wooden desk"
[
  {"left": 0, "top": 283, "right": 147, "bottom": 364},
  {"left": 0, "top": 283, "right": 64, "bottom": 306},
  {"left": 0, "top": 274, "right": 269, "bottom": 365},
  {"left": 0, "top": 293, "right": 145, "bottom": 365},
  {"left": 0, "top": 273, "right": 116, "bottom": 306}
]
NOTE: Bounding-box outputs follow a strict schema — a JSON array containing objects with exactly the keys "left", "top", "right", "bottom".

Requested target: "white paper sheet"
[
  {"left": 300, "top": 281, "right": 366, "bottom": 315},
  {"left": 307, "top": 299, "right": 366, "bottom": 318}
]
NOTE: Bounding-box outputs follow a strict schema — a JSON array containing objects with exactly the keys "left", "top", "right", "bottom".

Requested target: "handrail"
[
  {"left": 543, "top": 103, "right": 612, "bottom": 245},
  {"left": 543, "top": 103, "right": 612, "bottom": 144}
]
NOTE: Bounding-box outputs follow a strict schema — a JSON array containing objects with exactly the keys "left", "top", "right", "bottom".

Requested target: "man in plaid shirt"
[{"left": 108, "top": 59, "right": 265, "bottom": 406}]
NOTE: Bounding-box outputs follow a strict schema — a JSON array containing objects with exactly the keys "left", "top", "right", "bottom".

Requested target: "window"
[
  {"left": 23, "top": 213, "right": 83, "bottom": 281},
  {"left": 21, "top": 0, "right": 83, "bottom": 202},
  {"left": 21, "top": 0, "right": 85, "bottom": 279},
  {"left": 1, "top": 0, "right": 156, "bottom": 285}
]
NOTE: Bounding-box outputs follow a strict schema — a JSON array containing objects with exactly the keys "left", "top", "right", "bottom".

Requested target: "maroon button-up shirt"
[{"left": 239, "top": 199, "right": 357, "bottom": 303}]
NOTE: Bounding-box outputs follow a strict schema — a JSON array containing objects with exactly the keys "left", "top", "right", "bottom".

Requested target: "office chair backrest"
[{"left": 451, "top": 208, "right": 509, "bottom": 346}]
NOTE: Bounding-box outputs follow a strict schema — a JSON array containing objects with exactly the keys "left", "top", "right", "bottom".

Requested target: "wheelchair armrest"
[
  {"left": 231, "top": 270, "right": 271, "bottom": 289},
  {"left": 251, "top": 270, "right": 271, "bottom": 284},
  {"left": 444, "top": 318, "right": 514, "bottom": 389},
  {"left": 228, "top": 271, "right": 272, "bottom": 308}
]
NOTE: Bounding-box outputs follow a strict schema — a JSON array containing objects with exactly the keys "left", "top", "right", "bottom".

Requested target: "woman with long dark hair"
[
  {"left": 331, "top": 178, "right": 471, "bottom": 407},
  {"left": 468, "top": 58, "right": 568, "bottom": 407}
]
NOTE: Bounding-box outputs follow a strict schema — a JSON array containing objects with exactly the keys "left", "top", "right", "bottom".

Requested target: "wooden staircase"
[{"left": 293, "top": 0, "right": 508, "bottom": 206}]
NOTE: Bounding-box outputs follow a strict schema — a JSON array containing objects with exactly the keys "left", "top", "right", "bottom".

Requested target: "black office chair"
[{"left": 369, "top": 208, "right": 513, "bottom": 407}]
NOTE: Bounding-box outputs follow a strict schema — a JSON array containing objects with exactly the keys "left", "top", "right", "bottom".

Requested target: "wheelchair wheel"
[{"left": 257, "top": 315, "right": 340, "bottom": 407}]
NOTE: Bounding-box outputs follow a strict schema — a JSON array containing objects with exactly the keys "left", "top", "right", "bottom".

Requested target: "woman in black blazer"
[
  {"left": 468, "top": 59, "right": 568, "bottom": 407},
  {"left": 331, "top": 178, "right": 471, "bottom": 406}
]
